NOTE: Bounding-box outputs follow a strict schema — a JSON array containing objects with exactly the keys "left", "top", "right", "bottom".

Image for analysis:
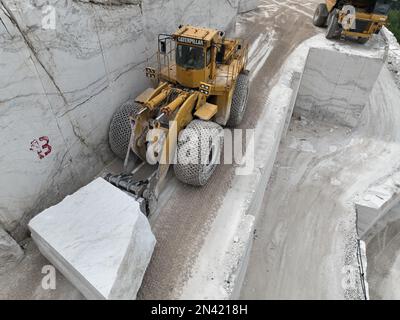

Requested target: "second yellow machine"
[{"left": 313, "top": 0, "right": 390, "bottom": 43}]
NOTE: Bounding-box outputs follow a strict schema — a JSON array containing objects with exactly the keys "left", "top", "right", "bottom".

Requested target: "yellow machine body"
[
  {"left": 326, "top": 0, "right": 388, "bottom": 40},
  {"left": 130, "top": 25, "right": 248, "bottom": 195},
  {"left": 340, "top": 11, "right": 388, "bottom": 39}
]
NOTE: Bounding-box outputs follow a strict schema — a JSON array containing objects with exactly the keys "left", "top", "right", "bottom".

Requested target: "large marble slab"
[{"left": 29, "top": 178, "right": 156, "bottom": 300}]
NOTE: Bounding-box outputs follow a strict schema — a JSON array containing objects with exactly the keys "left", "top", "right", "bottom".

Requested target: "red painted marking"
[{"left": 30, "top": 136, "right": 52, "bottom": 159}]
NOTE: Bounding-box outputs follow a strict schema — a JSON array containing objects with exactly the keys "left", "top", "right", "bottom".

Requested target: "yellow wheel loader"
[
  {"left": 313, "top": 0, "right": 390, "bottom": 43},
  {"left": 106, "top": 25, "right": 249, "bottom": 215}
]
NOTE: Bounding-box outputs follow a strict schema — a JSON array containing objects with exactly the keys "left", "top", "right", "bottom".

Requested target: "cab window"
[{"left": 176, "top": 45, "right": 205, "bottom": 70}]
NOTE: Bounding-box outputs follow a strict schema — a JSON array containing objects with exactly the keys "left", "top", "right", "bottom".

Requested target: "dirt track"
[{"left": 138, "top": 0, "right": 319, "bottom": 299}]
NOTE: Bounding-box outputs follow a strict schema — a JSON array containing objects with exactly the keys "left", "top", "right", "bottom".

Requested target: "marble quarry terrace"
[{"left": 1, "top": 0, "right": 400, "bottom": 303}]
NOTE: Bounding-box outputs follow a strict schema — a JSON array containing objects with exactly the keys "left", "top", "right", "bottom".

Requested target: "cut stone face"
[
  {"left": 295, "top": 47, "right": 384, "bottom": 127},
  {"left": 29, "top": 178, "right": 156, "bottom": 300},
  {"left": 0, "top": 228, "right": 24, "bottom": 275}
]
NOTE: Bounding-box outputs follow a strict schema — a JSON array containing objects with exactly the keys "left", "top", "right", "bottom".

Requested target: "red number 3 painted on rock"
[{"left": 30, "top": 136, "right": 52, "bottom": 159}]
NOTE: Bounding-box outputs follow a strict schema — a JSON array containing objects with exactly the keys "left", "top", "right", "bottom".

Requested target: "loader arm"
[{"left": 155, "top": 92, "right": 199, "bottom": 198}]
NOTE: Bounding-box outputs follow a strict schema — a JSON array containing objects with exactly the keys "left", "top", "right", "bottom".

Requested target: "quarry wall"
[
  {"left": 0, "top": 0, "right": 241, "bottom": 241},
  {"left": 355, "top": 29, "right": 400, "bottom": 299},
  {"left": 294, "top": 47, "right": 384, "bottom": 127},
  {"left": 359, "top": 65, "right": 400, "bottom": 143}
]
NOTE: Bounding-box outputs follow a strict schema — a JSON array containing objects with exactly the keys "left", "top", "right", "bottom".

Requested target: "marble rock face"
[
  {"left": 356, "top": 172, "right": 400, "bottom": 238},
  {"left": 0, "top": 228, "right": 24, "bottom": 274},
  {"left": 238, "top": 0, "right": 260, "bottom": 13},
  {"left": 295, "top": 47, "right": 384, "bottom": 127},
  {"left": 29, "top": 178, "right": 156, "bottom": 300},
  {"left": 0, "top": 0, "right": 239, "bottom": 241}
]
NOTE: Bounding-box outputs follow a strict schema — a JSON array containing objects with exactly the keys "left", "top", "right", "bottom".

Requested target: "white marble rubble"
[
  {"left": 29, "top": 178, "right": 156, "bottom": 300},
  {"left": 356, "top": 172, "right": 400, "bottom": 238}
]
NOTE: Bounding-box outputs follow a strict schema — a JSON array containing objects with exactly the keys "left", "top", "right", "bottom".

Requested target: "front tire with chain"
[
  {"left": 109, "top": 101, "right": 141, "bottom": 160},
  {"left": 227, "top": 72, "right": 250, "bottom": 127},
  {"left": 174, "top": 120, "right": 223, "bottom": 186}
]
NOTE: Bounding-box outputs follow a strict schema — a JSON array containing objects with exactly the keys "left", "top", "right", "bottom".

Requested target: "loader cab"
[
  {"left": 172, "top": 26, "right": 220, "bottom": 89},
  {"left": 315, "top": 0, "right": 390, "bottom": 43}
]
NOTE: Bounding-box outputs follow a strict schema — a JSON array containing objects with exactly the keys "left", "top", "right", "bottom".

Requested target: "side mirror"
[{"left": 160, "top": 40, "right": 167, "bottom": 54}]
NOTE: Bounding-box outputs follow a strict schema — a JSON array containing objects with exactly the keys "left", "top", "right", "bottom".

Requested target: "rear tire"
[
  {"left": 227, "top": 73, "right": 250, "bottom": 127},
  {"left": 313, "top": 3, "right": 329, "bottom": 27},
  {"left": 174, "top": 120, "right": 223, "bottom": 186},
  {"left": 109, "top": 101, "right": 141, "bottom": 160},
  {"left": 326, "top": 9, "right": 342, "bottom": 40}
]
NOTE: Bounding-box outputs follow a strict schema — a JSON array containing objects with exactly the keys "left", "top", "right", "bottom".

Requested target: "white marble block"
[
  {"left": 28, "top": 178, "right": 156, "bottom": 300},
  {"left": 295, "top": 47, "right": 384, "bottom": 127},
  {"left": 356, "top": 172, "right": 400, "bottom": 238}
]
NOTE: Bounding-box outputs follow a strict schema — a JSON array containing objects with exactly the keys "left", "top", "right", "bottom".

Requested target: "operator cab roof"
[{"left": 173, "top": 25, "right": 219, "bottom": 45}]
